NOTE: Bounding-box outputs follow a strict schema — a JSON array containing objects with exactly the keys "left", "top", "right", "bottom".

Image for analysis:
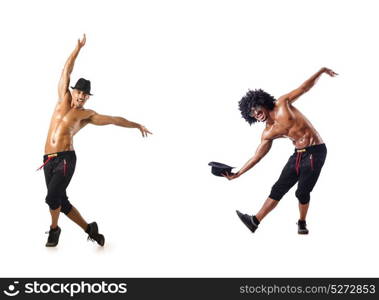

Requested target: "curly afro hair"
[{"left": 238, "top": 89, "right": 276, "bottom": 125}]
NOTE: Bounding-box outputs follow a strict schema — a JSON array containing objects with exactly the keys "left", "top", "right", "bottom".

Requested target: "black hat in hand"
[{"left": 208, "top": 161, "right": 235, "bottom": 177}]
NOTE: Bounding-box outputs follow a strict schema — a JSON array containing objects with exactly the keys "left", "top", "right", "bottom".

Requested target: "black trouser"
[
  {"left": 43, "top": 151, "right": 76, "bottom": 214},
  {"left": 269, "top": 144, "right": 327, "bottom": 204}
]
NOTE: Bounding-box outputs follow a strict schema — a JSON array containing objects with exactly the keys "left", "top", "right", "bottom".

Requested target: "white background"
[{"left": 0, "top": 0, "right": 378, "bottom": 277}]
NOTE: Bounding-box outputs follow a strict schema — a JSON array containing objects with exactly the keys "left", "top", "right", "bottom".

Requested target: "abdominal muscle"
[
  {"left": 288, "top": 131, "right": 323, "bottom": 149},
  {"left": 45, "top": 132, "right": 74, "bottom": 154},
  {"left": 44, "top": 115, "right": 77, "bottom": 155},
  {"left": 45, "top": 137, "right": 74, "bottom": 154}
]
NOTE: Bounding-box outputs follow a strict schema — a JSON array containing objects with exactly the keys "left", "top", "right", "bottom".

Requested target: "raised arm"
[
  {"left": 279, "top": 67, "right": 338, "bottom": 104},
  {"left": 88, "top": 112, "right": 152, "bottom": 137},
  {"left": 224, "top": 137, "right": 273, "bottom": 180},
  {"left": 58, "top": 34, "right": 86, "bottom": 101}
]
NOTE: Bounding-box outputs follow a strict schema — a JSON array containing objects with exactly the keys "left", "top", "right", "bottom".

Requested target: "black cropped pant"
[
  {"left": 42, "top": 151, "right": 76, "bottom": 214},
  {"left": 269, "top": 144, "right": 327, "bottom": 204}
]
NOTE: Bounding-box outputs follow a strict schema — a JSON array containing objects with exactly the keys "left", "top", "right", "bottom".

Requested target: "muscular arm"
[
  {"left": 279, "top": 67, "right": 337, "bottom": 104},
  {"left": 89, "top": 113, "right": 140, "bottom": 128},
  {"left": 58, "top": 34, "right": 86, "bottom": 101},
  {"left": 88, "top": 111, "right": 152, "bottom": 137},
  {"left": 224, "top": 136, "right": 273, "bottom": 180},
  {"left": 236, "top": 138, "right": 273, "bottom": 177}
]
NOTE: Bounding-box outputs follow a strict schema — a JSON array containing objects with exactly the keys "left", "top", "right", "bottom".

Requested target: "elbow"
[{"left": 110, "top": 117, "right": 119, "bottom": 126}]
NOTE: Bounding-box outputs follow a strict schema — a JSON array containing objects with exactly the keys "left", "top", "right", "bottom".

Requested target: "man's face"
[
  {"left": 250, "top": 106, "right": 267, "bottom": 122},
  {"left": 71, "top": 89, "right": 90, "bottom": 108}
]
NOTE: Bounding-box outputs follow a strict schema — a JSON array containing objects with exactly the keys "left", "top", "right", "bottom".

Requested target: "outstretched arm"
[
  {"left": 88, "top": 112, "right": 152, "bottom": 137},
  {"left": 58, "top": 34, "right": 86, "bottom": 101},
  {"left": 279, "top": 67, "right": 338, "bottom": 104},
  {"left": 224, "top": 138, "right": 273, "bottom": 180}
]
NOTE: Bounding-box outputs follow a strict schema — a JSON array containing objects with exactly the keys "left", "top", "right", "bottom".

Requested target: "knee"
[
  {"left": 295, "top": 190, "right": 310, "bottom": 204},
  {"left": 269, "top": 185, "right": 286, "bottom": 201},
  {"left": 45, "top": 195, "right": 61, "bottom": 210},
  {"left": 61, "top": 200, "right": 73, "bottom": 215},
  {"left": 45, "top": 195, "right": 72, "bottom": 214}
]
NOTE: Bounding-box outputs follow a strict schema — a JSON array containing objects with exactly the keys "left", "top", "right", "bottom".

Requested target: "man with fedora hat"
[
  {"left": 223, "top": 68, "right": 337, "bottom": 235},
  {"left": 40, "top": 34, "right": 152, "bottom": 247}
]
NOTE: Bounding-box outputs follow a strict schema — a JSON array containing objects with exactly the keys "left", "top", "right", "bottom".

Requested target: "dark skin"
[
  {"left": 45, "top": 34, "right": 152, "bottom": 230},
  {"left": 224, "top": 67, "right": 337, "bottom": 222}
]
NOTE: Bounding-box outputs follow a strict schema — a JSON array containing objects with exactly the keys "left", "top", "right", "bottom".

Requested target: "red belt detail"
[
  {"left": 36, "top": 156, "right": 53, "bottom": 171},
  {"left": 295, "top": 149, "right": 306, "bottom": 175},
  {"left": 295, "top": 149, "right": 315, "bottom": 174},
  {"left": 36, "top": 153, "right": 58, "bottom": 171}
]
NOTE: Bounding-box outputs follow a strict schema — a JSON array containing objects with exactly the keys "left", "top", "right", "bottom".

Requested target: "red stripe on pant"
[
  {"left": 36, "top": 156, "right": 53, "bottom": 171},
  {"left": 63, "top": 159, "right": 67, "bottom": 176},
  {"left": 295, "top": 152, "right": 302, "bottom": 175}
]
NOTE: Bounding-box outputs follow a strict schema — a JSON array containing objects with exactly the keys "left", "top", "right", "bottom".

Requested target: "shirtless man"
[
  {"left": 40, "top": 34, "right": 152, "bottom": 247},
  {"left": 224, "top": 68, "right": 337, "bottom": 234}
]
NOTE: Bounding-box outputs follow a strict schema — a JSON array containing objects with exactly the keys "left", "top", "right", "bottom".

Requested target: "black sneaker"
[
  {"left": 86, "top": 222, "right": 105, "bottom": 246},
  {"left": 236, "top": 210, "right": 259, "bottom": 233},
  {"left": 297, "top": 220, "right": 309, "bottom": 235},
  {"left": 45, "top": 226, "right": 61, "bottom": 247}
]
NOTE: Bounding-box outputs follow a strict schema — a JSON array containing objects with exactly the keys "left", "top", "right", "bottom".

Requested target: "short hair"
[{"left": 238, "top": 89, "right": 276, "bottom": 124}]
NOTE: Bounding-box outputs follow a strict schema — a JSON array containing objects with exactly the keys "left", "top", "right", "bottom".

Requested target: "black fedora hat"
[
  {"left": 208, "top": 161, "right": 235, "bottom": 177},
  {"left": 71, "top": 78, "right": 93, "bottom": 95}
]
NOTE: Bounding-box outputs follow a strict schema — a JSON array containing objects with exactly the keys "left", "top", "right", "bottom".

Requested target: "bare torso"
[
  {"left": 263, "top": 99, "right": 323, "bottom": 149},
  {"left": 44, "top": 95, "right": 93, "bottom": 154}
]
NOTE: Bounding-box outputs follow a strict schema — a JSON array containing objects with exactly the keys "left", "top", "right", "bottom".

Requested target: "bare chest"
[
  {"left": 267, "top": 106, "right": 296, "bottom": 139},
  {"left": 52, "top": 108, "right": 86, "bottom": 133}
]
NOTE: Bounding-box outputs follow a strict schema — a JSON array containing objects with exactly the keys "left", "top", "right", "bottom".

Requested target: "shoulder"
[
  {"left": 276, "top": 95, "right": 289, "bottom": 106},
  {"left": 275, "top": 96, "right": 294, "bottom": 113},
  {"left": 261, "top": 126, "right": 274, "bottom": 141},
  {"left": 78, "top": 109, "right": 97, "bottom": 121},
  {"left": 84, "top": 109, "right": 97, "bottom": 117}
]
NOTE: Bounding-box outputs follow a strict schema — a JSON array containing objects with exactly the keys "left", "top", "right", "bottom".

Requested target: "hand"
[
  {"left": 322, "top": 67, "right": 338, "bottom": 77},
  {"left": 77, "top": 34, "right": 86, "bottom": 49},
  {"left": 223, "top": 172, "right": 240, "bottom": 180},
  {"left": 138, "top": 125, "right": 152, "bottom": 137}
]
